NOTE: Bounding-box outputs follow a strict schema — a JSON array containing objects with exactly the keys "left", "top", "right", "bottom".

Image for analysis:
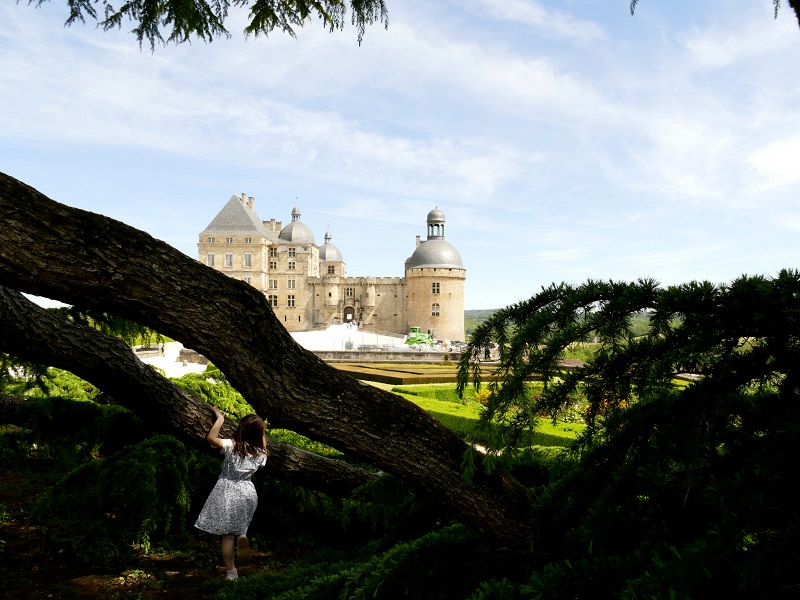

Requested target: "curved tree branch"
[
  {"left": 0, "top": 284, "right": 378, "bottom": 496},
  {"left": 0, "top": 172, "right": 530, "bottom": 548}
]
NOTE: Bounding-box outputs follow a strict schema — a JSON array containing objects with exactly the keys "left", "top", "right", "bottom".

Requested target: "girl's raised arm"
[{"left": 205, "top": 406, "right": 226, "bottom": 449}]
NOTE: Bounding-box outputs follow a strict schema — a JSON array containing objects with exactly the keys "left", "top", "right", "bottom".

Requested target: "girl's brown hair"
[{"left": 233, "top": 414, "right": 268, "bottom": 458}]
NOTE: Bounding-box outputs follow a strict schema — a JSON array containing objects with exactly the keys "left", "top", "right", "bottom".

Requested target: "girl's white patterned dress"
[{"left": 195, "top": 439, "right": 267, "bottom": 535}]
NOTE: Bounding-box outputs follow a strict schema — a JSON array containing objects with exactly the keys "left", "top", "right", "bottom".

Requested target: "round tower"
[
  {"left": 362, "top": 277, "right": 376, "bottom": 308},
  {"left": 405, "top": 208, "right": 466, "bottom": 342}
]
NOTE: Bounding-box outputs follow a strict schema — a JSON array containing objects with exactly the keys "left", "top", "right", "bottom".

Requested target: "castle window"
[
  {"left": 269, "top": 280, "right": 278, "bottom": 289},
  {"left": 327, "top": 265, "right": 335, "bottom": 275},
  {"left": 269, "top": 247, "right": 278, "bottom": 258},
  {"left": 244, "top": 237, "right": 252, "bottom": 244},
  {"left": 244, "top": 252, "right": 252, "bottom": 267},
  {"left": 288, "top": 261, "right": 296, "bottom": 270},
  {"left": 432, "top": 282, "right": 440, "bottom": 294},
  {"left": 345, "top": 287, "right": 354, "bottom": 298},
  {"left": 287, "top": 294, "right": 295, "bottom": 308},
  {"left": 431, "top": 303, "right": 440, "bottom": 317},
  {"left": 269, "top": 261, "right": 277, "bottom": 270},
  {"left": 225, "top": 237, "right": 234, "bottom": 244},
  {"left": 288, "top": 278, "right": 296, "bottom": 289},
  {"left": 243, "top": 274, "right": 251, "bottom": 284},
  {"left": 207, "top": 237, "right": 215, "bottom": 243},
  {"left": 206, "top": 253, "right": 215, "bottom": 267},
  {"left": 268, "top": 295, "right": 278, "bottom": 307},
  {"left": 288, "top": 247, "right": 296, "bottom": 258},
  {"left": 224, "top": 253, "right": 233, "bottom": 267}
]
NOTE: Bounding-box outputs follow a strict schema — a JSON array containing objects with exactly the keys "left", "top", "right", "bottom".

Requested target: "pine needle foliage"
[
  {"left": 27, "top": 0, "right": 389, "bottom": 49},
  {"left": 458, "top": 271, "right": 800, "bottom": 597},
  {"left": 49, "top": 304, "right": 164, "bottom": 348},
  {"left": 31, "top": 434, "right": 206, "bottom": 569}
]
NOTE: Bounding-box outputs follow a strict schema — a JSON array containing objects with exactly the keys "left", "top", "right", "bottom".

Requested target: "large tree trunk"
[
  {"left": 0, "top": 285, "right": 378, "bottom": 497},
  {"left": 0, "top": 172, "right": 530, "bottom": 548},
  {"left": 790, "top": 0, "right": 800, "bottom": 28}
]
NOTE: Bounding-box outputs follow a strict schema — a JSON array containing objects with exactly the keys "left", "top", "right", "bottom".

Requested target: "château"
[{"left": 198, "top": 194, "right": 466, "bottom": 342}]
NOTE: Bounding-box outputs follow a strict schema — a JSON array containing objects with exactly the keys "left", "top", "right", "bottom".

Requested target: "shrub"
[{"left": 31, "top": 435, "right": 207, "bottom": 569}]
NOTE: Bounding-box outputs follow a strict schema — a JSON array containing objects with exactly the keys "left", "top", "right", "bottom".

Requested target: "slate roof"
[
  {"left": 406, "top": 239, "right": 464, "bottom": 269},
  {"left": 405, "top": 207, "right": 464, "bottom": 269},
  {"left": 200, "top": 195, "right": 273, "bottom": 238},
  {"left": 278, "top": 206, "right": 316, "bottom": 244},
  {"left": 320, "top": 231, "right": 343, "bottom": 261}
]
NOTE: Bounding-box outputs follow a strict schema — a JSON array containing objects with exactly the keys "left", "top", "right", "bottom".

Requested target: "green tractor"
[{"left": 405, "top": 326, "right": 433, "bottom": 346}]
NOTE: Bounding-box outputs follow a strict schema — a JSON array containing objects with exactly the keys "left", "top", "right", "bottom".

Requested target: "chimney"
[
  {"left": 248, "top": 196, "right": 255, "bottom": 209},
  {"left": 415, "top": 235, "right": 421, "bottom": 247}
]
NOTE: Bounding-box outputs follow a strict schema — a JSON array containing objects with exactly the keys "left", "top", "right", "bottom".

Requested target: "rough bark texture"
[
  {"left": 791, "top": 0, "right": 800, "bottom": 28},
  {"left": 0, "top": 285, "right": 379, "bottom": 497},
  {"left": 0, "top": 172, "right": 530, "bottom": 548}
]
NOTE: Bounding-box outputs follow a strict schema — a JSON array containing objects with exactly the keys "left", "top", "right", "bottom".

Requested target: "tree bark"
[
  {"left": 0, "top": 285, "right": 379, "bottom": 497},
  {"left": 0, "top": 172, "right": 530, "bottom": 548},
  {"left": 791, "top": 0, "right": 800, "bottom": 28}
]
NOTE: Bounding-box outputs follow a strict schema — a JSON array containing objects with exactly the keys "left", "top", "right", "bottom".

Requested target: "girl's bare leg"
[{"left": 221, "top": 534, "right": 237, "bottom": 577}]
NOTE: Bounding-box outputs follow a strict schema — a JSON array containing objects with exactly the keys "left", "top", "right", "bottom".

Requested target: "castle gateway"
[{"left": 198, "top": 194, "right": 466, "bottom": 342}]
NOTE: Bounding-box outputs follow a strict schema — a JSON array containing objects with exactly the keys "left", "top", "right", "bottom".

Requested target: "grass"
[{"left": 384, "top": 383, "right": 582, "bottom": 448}]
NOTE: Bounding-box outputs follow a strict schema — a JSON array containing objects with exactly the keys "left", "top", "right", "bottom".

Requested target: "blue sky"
[{"left": 2, "top": 1, "right": 799, "bottom": 310}]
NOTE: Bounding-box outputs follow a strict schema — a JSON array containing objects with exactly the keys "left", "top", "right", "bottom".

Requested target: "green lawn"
[{"left": 368, "top": 382, "right": 582, "bottom": 449}]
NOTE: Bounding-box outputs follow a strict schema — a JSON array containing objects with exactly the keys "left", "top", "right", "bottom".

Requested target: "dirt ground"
[
  {"left": 0, "top": 468, "right": 291, "bottom": 599},
  {"left": 0, "top": 520, "right": 220, "bottom": 598}
]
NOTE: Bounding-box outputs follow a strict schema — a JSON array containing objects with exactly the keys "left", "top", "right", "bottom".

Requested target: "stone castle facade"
[{"left": 197, "top": 194, "right": 466, "bottom": 342}]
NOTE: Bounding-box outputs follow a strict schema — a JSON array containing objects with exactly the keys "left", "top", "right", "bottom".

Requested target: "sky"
[{"left": 2, "top": 1, "right": 799, "bottom": 310}]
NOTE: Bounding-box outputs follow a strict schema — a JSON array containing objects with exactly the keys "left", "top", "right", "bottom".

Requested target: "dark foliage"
[
  {"left": 49, "top": 304, "right": 164, "bottom": 348},
  {"left": 10, "top": 271, "right": 800, "bottom": 596},
  {"left": 27, "top": 0, "right": 389, "bottom": 49},
  {"left": 459, "top": 271, "right": 800, "bottom": 597},
  {"left": 31, "top": 433, "right": 207, "bottom": 569},
  {"left": 1, "top": 391, "right": 532, "bottom": 598},
  {"left": 1, "top": 392, "right": 149, "bottom": 464}
]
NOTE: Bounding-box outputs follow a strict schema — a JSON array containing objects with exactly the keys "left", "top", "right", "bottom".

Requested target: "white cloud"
[
  {"left": 680, "top": 8, "right": 797, "bottom": 69},
  {"left": 535, "top": 249, "right": 591, "bottom": 262},
  {"left": 748, "top": 135, "right": 800, "bottom": 187},
  {"left": 2, "top": 1, "right": 800, "bottom": 309},
  {"left": 771, "top": 211, "right": 800, "bottom": 233},
  {"left": 472, "top": 0, "right": 607, "bottom": 43}
]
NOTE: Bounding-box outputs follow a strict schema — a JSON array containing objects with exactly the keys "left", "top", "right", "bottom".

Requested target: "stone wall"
[{"left": 310, "top": 350, "right": 462, "bottom": 363}]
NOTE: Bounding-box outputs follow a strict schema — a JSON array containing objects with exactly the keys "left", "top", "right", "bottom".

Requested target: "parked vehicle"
[{"left": 405, "top": 326, "right": 433, "bottom": 346}]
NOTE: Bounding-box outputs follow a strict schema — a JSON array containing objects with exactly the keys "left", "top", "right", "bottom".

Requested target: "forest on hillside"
[{"left": 464, "top": 309, "right": 497, "bottom": 338}]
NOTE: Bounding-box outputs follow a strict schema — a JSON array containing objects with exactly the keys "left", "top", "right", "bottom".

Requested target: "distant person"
[{"left": 195, "top": 406, "right": 268, "bottom": 580}]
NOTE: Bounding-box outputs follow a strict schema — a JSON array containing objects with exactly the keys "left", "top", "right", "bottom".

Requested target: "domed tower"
[
  {"left": 319, "top": 230, "right": 345, "bottom": 277},
  {"left": 405, "top": 208, "right": 466, "bottom": 342},
  {"left": 320, "top": 231, "right": 344, "bottom": 308},
  {"left": 278, "top": 206, "right": 316, "bottom": 244}
]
